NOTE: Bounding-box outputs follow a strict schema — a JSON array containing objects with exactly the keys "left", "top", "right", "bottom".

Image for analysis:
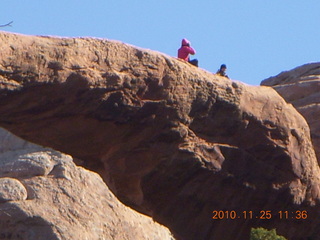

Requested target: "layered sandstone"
[
  {"left": 262, "top": 62, "right": 320, "bottom": 162},
  {"left": 0, "top": 32, "right": 320, "bottom": 239},
  {"left": 0, "top": 127, "right": 174, "bottom": 240}
]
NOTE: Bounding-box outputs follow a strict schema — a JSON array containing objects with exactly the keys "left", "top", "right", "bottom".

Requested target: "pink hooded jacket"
[{"left": 178, "top": 38, "right": 196, "bottom": 61}]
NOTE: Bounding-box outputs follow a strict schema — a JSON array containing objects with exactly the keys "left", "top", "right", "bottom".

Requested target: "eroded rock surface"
[
  {"left": 0, "top": 177, "right": 27, "bottom": 202},
  {"left": 0, "top": 32, "right": 320, "bottom": 239},
  {"left": 262, "top": 62, "right": 320, "bottom": 162},
  {"left": 0, "top": 128, "right": 174, "bottom": 240}
]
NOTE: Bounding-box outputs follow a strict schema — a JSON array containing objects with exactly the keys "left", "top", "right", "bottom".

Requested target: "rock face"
[
  {"left": 261, "top": 62, "right": 320, "bottom": 162},
  {"left": 0, "top": 128, "right": 174, "bottom": 240},
  {"left": 0, "top": 32, "right": 320, "bottom": 239}
]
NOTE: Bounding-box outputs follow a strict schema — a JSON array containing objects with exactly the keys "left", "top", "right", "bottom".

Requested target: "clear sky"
[{"left": 1, "top": 0, "right": 319, "bottom": 85}]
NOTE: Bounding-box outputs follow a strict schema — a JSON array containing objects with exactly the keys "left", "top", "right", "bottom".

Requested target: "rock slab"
[
  {"left": 0, "top": 32, "right": 320, "bottom": 239},
  {"left": 262, "top": 62, "right": 320, "bottom": 162}
]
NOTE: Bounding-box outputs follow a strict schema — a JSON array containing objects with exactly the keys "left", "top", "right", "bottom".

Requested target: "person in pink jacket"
[{"left": 177, "top": 38, "right": 198, "bottom": 67}]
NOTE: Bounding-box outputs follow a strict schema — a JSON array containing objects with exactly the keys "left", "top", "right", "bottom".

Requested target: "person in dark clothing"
[{"left": 216, "top": 64, "right": 229, "bottom": 78}]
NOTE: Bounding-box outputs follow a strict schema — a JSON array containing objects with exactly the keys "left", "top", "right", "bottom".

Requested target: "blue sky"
[{"left": 1, "top": 0, "right": 320, "bottom": 85}]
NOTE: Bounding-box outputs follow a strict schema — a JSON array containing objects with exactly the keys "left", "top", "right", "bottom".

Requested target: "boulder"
[
  {"left": 261, "top": 62, "right": 320, "bottom": 162},
  {"left": 0, "top": 177, "right": 27, "bottom": 202},
  {"left": 0, "top": 32, "right": 320, "bottom": 239},
  {"left": 0, "top": 128, "right": 174, "bottom": 240}
]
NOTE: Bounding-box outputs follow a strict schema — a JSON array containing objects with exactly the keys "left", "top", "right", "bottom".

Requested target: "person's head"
[
  {"left": 220, "top": 64, "right": 227, "bottom": 71},
  {"left": 181, "top": 38, "right": 190, "bottom": 47}
]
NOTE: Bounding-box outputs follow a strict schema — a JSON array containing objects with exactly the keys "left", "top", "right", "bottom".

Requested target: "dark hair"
[{"left": 220, "top": 64, "right": 227, "bottom": 69}]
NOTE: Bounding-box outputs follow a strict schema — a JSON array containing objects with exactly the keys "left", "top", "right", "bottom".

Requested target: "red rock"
[
  {"left": 262, "top": 63, "right": 320, "bottom": 162},
  {"left": 0, "top": 32, "right": 320, "bottom": 240}
]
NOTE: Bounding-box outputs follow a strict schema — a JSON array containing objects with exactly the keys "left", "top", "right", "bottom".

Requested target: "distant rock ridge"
[
  {"left": 262, "top": 62, "right": 320, "bottom": 162},
  {"left": 0, "top": 32, "right": 320, "bottom": 240},
  {"left": 0, "top": 127, "right": 174, "bottom": 240}
]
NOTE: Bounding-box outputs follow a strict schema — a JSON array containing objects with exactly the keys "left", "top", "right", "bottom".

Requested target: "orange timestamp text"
[{"left": 212, "top": 210, "right": 308, "bottom": 220}]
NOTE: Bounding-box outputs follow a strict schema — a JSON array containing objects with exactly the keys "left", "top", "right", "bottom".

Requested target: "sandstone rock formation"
[
  {"left": 261, "top": 62, "right": 320, "bottom": 162},
  {"left": 0, "top": 128, "right": 174, "bottom": 240},
  {"left": 0, "top": 32, "right": 320, "bottom": 239}
]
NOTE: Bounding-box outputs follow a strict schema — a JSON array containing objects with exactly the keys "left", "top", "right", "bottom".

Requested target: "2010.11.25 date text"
[{"left": 212, "top": 210, "right": 308, "bottom": 220}]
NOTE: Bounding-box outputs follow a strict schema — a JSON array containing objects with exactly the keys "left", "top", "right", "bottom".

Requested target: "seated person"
[
  {"left": 178, "top": 38, "right": 198, "bottom": 67},
  {"left": 216, "top": 64, "right": 229, "bottom": 78}
]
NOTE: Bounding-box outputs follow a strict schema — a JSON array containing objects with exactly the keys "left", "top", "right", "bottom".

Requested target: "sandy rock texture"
[
  {"left": 262, "top": 62, "right": 320, "bottom": 162},
  {"left": 0, "top": 32, "right": 320, "bottom": 239},
  {"left": 0, "top": 128, "right": 174, "bottom": 240}
]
